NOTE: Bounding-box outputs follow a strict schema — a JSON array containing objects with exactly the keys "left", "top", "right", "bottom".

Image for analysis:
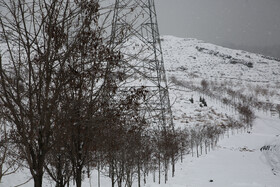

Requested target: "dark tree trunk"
[
  {"left": 153, "top": 170, "right": 155, "bottom": 183},
  {"left": 98, "top": 162, "right": 100, "bottom": 187},
  {"left": 32, "top": 151, "right": 45, "bottom": 187},
  {"left": 172, "top": 155, "right": 175, "bottom": 177},
  {"left": 75, "top": 167, "right": 82, "bottom": 187},
  {"left": 138, "top": 162, "right": 141, "bottom": 187},
  {"left": 57, "top": 156, "right": 65, "bottom": 187},
  {"left": 111, "top": 163, "right": 115, "bottom": 187},
  {"left": 164, "top": 159, "right": 168, "bottom": 184},
  {"left": 191, "top": 141, "right": 194, "bottom": 157},
  {"left": 33, "top": 173, "right": 43, "bottom": 187},
  {"left": 144, "top": 169, "right": 146, "bottom": 184},
  {"left": 158, "top": 157, "right": 161, "bottom": 184}
]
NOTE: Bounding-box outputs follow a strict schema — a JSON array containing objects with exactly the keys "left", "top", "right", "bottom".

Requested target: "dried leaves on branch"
[{"left": 0, "top": 1, "right": 180, "bottom": 187}]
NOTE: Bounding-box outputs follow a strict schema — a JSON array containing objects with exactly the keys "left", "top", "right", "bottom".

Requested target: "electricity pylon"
[{"left": 110, "top": 0, "right": 173, "bottom": 130}]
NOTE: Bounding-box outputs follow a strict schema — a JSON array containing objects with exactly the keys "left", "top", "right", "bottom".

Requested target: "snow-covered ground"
[
  {"left": 148, "top": 113, "right": 280, "bottom": 187},
  {"left": 1, "top": 36, "right": 280, "bottom": 186}
]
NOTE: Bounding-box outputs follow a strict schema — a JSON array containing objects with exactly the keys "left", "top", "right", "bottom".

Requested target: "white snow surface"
[
  {"left": 157, "top": 113, "right": 280, "bottom": 187},
  {"left": 162, "top": 35, "right": 280, "bottom": 83},
  {"left": 1, "top": 36, "right": 280, "bottom": 186}
]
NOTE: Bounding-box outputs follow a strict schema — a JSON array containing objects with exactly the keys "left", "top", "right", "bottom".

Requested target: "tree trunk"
[
  {"left": 32, "top": 154, "right": 45, "bottom": 187},
  {"left": 117, "top": 177, "right": 122, "bottom": 187},
  {"left": 110, "top": 163, "right": 115, "bottom": 187},
  {"left": 56, "top": 156, "right": 65, "bottom": 187},
  {"left": 98, "top": 162, "right": 100, "bottom": 187},
  {"left": 56, "top": 181, "right": 64, "bottom": 187},
  {"left": 191, "top": 141, "right": 194, "bottom": 157},
  {"left": 164, "top": 159, "right": 168, "bottom": 184},
  {"left": 172, "top": 156, "right": 175, "bottom": 177},
  {"left": 138, "top": 162, "right": 141, "bottom": 187},
  {"left": 33, "top": 173, "right": 43, "bottom": 187},
  {"left": 126, "top": 171, "right": 132, "bottom": 187},
  {"left": 153, "top": 170, "right": 155, "bottom": 183},
  {"left": 158, "top": 157, "right": 161, "bottom": 184},
  {"left": 144, "top": 169, "right": 146, "bottom": 184},
  {"left": 76, "top": 167, "right": 82, "bottom": 187}
]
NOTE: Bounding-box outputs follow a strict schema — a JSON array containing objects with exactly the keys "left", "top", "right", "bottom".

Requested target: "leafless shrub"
[
  {"left": 237, "top": 104, "right": 255, "bottom": 126},
  {"left": 201, "top": 79, "right": 209, "bottom": 91},
  {"left": 276, "top": 104, "right": 280, "bottom": 118}
]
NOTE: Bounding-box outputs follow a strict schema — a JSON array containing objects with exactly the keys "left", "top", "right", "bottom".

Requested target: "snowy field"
[{"left": 150, "top": 113, "right": 280, "bottom": 187}]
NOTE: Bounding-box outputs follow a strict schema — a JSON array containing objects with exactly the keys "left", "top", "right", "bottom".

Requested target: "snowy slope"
[
  {"left": 162, "top": 35, "right": 280, "bottom": 83},
  {"left": 158, "top": 36, "right": 280, "bottom": 187},
  {"left": 1, "top": 36, "right": 280, "bottom": 187}
]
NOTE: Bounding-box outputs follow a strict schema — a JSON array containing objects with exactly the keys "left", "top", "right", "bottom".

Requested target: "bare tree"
[
  {"left": 237, "top": 104, "right": 255, "bottom": 127},
  {"left": 0, "top": 59, "right": 21, "bottom": 184},
  {"left": 276, "top": 104, "right": 280, "bottom": 119},
  {"left": 0, "top": 1, "right": 120, "bottom": 187},
  {"left": 0, "top": 113, "right": 10, "bottom": 182},
  {"left": 0, "top": 1, "right": 186, "bottom": 187}
]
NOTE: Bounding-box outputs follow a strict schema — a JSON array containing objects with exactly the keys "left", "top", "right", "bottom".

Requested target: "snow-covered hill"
[
  {"left": 162, "top": 35, "right": 280, "bottom": 83},
  {"left": 160, "top": 36, "right": 280, "bottom": 187},
  {"left": 1, "top": 36, "right": 280, "bottom": 187}
]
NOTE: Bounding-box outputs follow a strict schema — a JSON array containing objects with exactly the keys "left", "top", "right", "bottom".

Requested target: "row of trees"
[
  {"left": 173, "top": 77, "right": 256, "bottom": 126},
  {"left": 204, "top": 79, "right": 279, "bottom": 117},
  {"left": 170, "top": 76, "right": 259, "bottom": 142},
  {"left": 0, "top": 0, "right": 181, "bottom": 187}
]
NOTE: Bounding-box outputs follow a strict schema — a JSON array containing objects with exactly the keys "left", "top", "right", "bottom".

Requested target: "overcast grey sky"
[
  {"left": 155, "top": 0, "right": 280, "bottom": 49},
  {"left": 1, "top": 0, "right": 279, "bottom": 57}
]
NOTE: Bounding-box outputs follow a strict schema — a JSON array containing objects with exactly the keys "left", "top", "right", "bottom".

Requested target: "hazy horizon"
[{"left": 155, "top": 0, "right": 280, "bottom": 58}]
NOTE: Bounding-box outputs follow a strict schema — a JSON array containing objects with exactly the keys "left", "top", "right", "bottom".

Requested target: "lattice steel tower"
[{"left": 110, "top": 0, "right": 173, "bottom": 130}]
